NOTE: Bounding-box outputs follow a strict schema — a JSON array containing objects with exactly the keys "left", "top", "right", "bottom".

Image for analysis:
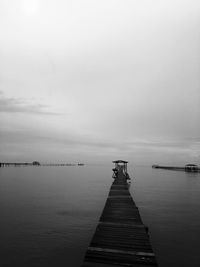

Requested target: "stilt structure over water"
[{"left": 81, "top": 160, "right": 158, "bottom": 267}]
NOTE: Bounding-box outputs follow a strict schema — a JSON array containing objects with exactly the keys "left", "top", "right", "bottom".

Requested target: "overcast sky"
[{"left": 0, "top": 0, "right": 200, "bottom": 165}]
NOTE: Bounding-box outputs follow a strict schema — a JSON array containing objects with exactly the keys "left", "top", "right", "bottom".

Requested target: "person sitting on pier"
[
  {"left": 125, "top": 172, "right": 131, "bottom": 180},
  {"left": 112, "top": 168, "right": 118, "bottom": 178}
]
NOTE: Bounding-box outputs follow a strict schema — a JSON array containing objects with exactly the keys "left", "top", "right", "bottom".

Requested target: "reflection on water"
[{"left": 0, "top": 165, "right": 200, "bottom": 267}]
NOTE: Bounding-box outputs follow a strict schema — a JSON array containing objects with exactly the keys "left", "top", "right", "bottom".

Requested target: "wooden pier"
[
  {"left": 0, "top": 162, "right": 77, "bottom": 167},
  {"left": 81, "top": 160, "right": 158, "bottom": 267},
  {"left": 152, "top": 164, "right": 200, "bottom": 172}
]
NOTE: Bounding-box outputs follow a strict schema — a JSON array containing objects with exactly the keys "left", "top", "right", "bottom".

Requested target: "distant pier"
[
  {"left": 81, "top": 160, "right": 158, "bottom": 267},
  {"left": 0, "top": 161, "right": 41, "bottom": 167},
  {"left": 152, "top": 164, "right": 200, "bottom": 172},
  {"left": 0, "top": 162, "right": 83, "bottom": 167}
]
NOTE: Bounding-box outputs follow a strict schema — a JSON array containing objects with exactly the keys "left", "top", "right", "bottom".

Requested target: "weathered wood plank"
[{"left": 81, "top": 165, "right": 158, "bottom": 266}]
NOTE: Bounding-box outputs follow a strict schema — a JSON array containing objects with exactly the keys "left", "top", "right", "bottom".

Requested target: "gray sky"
[{"left": 0, "top": 0, "right": 200, "bottom": 165}]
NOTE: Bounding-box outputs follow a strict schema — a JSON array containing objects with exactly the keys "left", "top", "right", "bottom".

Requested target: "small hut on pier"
[
  {"left": 185, "top": 164, "right": 198, "bottom": 172},
  {"left": 112, "top": 160, "right": 130, "bottom": 179},
  {"left": 32, "top": 161, "right": 41, "bottom": 166}
]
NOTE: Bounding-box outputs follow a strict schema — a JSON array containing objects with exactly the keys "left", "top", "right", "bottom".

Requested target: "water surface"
[{"left": 0, "top": 165, "right": 200, "bottom": 266}]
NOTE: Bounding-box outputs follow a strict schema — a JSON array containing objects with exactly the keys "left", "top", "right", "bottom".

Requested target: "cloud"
[
  {"left": 0, "top": 91, "right": 59, "bottom": 115},
  {"left": 1, "top": 125, "right": 199, "bottom": 164},
  {"left": 1, "top": 126, "right": 199, "bottom": 152}
]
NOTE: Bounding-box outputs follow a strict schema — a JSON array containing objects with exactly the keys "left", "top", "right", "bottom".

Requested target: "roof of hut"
[{"left": 113, "top": 160, "right": 128, "bottom": 163}]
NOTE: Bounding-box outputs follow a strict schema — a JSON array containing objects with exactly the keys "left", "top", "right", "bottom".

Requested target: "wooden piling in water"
[{"left": 81, "top": 161, "right": 158, "bottom": 267}]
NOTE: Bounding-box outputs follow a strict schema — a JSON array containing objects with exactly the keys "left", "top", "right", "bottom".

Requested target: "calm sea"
[{"left": 0, "top": 164, "right": 200, "bottom": 267}]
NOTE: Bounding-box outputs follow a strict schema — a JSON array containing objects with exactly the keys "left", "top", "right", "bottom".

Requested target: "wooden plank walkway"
[{"left": 81, "top": 167, "right": 158, "bottom": 267}]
